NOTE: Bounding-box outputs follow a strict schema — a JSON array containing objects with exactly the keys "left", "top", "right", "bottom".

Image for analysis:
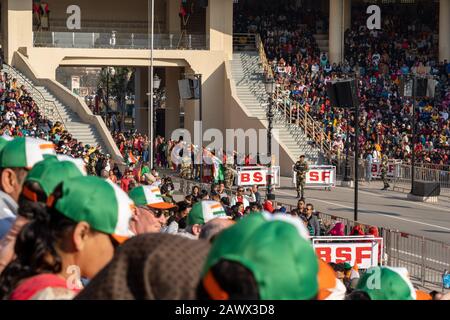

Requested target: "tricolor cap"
[
  {"left": 0, "top": 137, "right": 56, "bottom": 169},
  {"left": 356, "top": 266, "right": 417, "bottom": 300},
  {"left": 43, "top": 154, "right": 87, "bottom": 175},
  {"left": 24, "top": 157, "right": 86, "bottom": 200},
  {"left": 187, "top": 200, "right": 228, "bottom": 226},
  {"left": 128, "top": 185, "right": 176, "bottom": 210},
  {"left": 201, "top": 212, "right": 319, "bottom": 300},
  {"left": 0, "top": 135, "right": 13, "bottom": 153},
  {"left": 317, "top": 260, "right": 346, "bottom": 300},
  {"left": 48, "top": 176, "right": 135, "bottom": 244}
]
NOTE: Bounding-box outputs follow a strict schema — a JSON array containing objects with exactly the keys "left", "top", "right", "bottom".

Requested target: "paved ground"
[
  {"left": 168, "top": 170, "right": 450, "bottom": 291},
  {"left": 271, "top": 177, "right": 450, "bottom": 244}
]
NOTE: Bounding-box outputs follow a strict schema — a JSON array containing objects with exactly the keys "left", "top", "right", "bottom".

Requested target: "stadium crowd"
[
  {"left": 0, "top": 63, "right": 449, "bottom": 300},
  {"left": 0, "top": 1, "right": 448, "bottom": 300},
  {"left": 235, "top": 3, "right": 450, "bottom": 168}
]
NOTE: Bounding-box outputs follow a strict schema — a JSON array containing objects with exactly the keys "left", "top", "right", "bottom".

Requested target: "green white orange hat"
[
  {"left": 0, "top": 137, "right": 56, "bottom": 169},
  {"left": 187, "top": 200, "right": 228, "bottom": 226},
  {"left": 44, "top": 154, "right": 87, "bottom": 175},
  {"left": 201, "top": 212, "right": 319, "bottom": 300},
  {"left": 47, "top": 176, "right": 136, "bottom": 244},
  {"left": 23, "top": 157, "right": 86, "bottom": 201},
  {"left": 356, "top": 266, "right": 416, "bottom": 300},
  {"left": 0, "top": 135, "right": 13, "bottom": 153},
  {"left": 128, "top": 185, "right": 176, "bottom": 210}
]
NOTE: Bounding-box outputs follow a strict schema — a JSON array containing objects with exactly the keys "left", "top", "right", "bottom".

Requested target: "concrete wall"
[
  {"left": 2, "top": 0, "right": 33, "bottom": 65},
  {"left": 12, "top": 51, "right": 124, "bottom": 163},
  {"left": 207, "top": 0, "right": 233, "bottom": 60},
  {"left": 223, "top": 61, "right": 295, "bottom": 176},
  {"left": 43, "top": 0, "right": 161, "bottom": 23}
]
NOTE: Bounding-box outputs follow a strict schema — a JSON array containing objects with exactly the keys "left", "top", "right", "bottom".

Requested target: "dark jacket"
[{"left": 306, "top": 213, "right": 321, "bottom": 237}]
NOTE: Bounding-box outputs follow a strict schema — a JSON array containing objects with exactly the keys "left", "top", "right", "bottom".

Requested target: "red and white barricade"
[
  {"left": 292, "top": 165, "right": 336, "bottom": 189},
  {"left": 312, "top": 236, "right": 384, "bottom": 269},
  {"left": 236, "top": 166, "right": 281, "bottom": 187}
]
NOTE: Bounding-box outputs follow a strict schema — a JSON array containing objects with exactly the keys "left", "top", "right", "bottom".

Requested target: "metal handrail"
[
  {"left": 255, "top": 34, "right": 332, "bottom": 155},
  {"left": 3, "top": 64, "right": 65, "bottom": 126}
]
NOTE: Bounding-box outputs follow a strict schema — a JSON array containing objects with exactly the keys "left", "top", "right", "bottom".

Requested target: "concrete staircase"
[
  {"left": 314, "top": 33, "right": 329, "bottom": 55},
  {"left": 3, "top": 65, "right": 108, "bottom": 152},
  {"left": 230, "top": 52, "right": 322, "bottom": 163}
]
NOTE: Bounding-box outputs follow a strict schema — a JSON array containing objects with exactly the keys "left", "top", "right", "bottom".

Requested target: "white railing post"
[
  {"left": 52, "top": 32, "right": 55, "bottom": 46},
  {"left": 169, "top": 34, "right": 173, "bottom": 49},
  {"left": 72, "top": 32, "right": 75, "bottom": 47},
  {"left": 188, "top": 34, "right": 192, "bottom": 49},
  {"left": 131, "top": 33, "right": 134, "bottom": 48},
  {"left": 92, "top": 32, "right": 95, "bottom": 47}
]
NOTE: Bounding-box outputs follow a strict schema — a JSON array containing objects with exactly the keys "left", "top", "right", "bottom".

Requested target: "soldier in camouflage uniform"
[
  {"left": 224, "top": 153, "right": 235, "bottom": 189},
  {"left": 380, "top": 154, "right": 390, "bottom": 190},
  {"left": 294, "top": 155, "right": 309, "bottom": 199},
  {"left": 180, "top": 155, "right": 192, "bottom": 180}
]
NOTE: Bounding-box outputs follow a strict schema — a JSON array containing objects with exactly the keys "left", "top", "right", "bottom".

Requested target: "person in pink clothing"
[{"left": 329, "top": 222, "right": 345, "bottom": 236}]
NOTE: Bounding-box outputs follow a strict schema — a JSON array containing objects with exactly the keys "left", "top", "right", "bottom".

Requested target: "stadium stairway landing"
[{"left": 230, "top": 52, "right": 323, "bottom": 166}]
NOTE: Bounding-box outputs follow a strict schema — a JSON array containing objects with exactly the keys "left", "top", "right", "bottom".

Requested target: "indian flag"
[{"left": 205, "top": 152, "right": 224, "bottom": 183}]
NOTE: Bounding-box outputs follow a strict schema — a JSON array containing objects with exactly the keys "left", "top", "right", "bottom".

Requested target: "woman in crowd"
[{"left": 0, "top": 176, "right": 134, "bottom": 300}]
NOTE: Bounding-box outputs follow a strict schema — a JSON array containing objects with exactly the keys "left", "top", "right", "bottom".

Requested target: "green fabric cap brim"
[{"left": 202, "top": 212, "right": 319, "bottom": 300}]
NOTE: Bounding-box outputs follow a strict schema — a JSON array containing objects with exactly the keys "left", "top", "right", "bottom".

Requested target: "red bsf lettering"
[
  {"left": 315, "top": 247, "right": 332, "bottom": 262},
  {"left": 253, "top": 172, "right": 263, "bottom": 183},
  {"left": 355, "top": 247, "right": 372, "bottom": 265},
  {"left": 315, "top": 246, "right": 373, "bottom": 265},
  {"left": 309, "top": 171, "right": 331, "bottom": 182},
  {"left": 241, "top": 173, "right": 250, "bottom": 183}
]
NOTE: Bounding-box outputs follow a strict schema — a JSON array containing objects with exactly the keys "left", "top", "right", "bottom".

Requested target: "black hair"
[
  {"left": 199, "top": 189, "right": 209, "bottom": 199},
  {"left": 197, "top": 259, "right": 260, "bottom": 300},
  {"left": 220, "top": 197, "right": 230, "bottom": 206},
  {"left": 0, "top": 184, "right": 78, "bottom": 299},
  {"left": 345, "top": 290, "right": 371, "bottom": 300},
  {"left": 17, "top": 180, "right": 48, "bottom": 220},
  {"left": 331, "top": 263, "right": 346, "bottom": 273}
]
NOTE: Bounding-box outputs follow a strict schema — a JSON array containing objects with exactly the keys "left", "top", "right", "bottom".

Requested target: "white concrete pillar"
[
  {"left": 165, "top": 67, "right": 181, "bottom": 138},
  {"left": 440, "top": 0, "right": 450, "bottom": 62},
  {"left": 166, "top": 0, "right": 181, "bottom": 34},
  {"left": 344, "top": 0, "right": 351, "bottom": 32},
  {"left": 134, "top": 67, "right": 149, "bottom": 135},
  {"left": 3, "top": 0, "right": 33, "bottom": 64},
  {"left": 329, "top": 0, "right": 344, "bottom": 64},
  {"left": 207, "top": 0, "right": 233, "bottom": 59}
]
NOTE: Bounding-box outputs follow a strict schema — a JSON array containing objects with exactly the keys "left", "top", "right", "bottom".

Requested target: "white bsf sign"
[
  {"left": 312, "top": 236, "right": 383, "bottom": 269},
  {"left": 371, "top": 160, "right": 402, "bottom": 179},
  {"left": 292, "top": 165, "right": 336, "bottom": 188},
  {"left": 236, "top": 166, "right": 280, "bottom": 187}
]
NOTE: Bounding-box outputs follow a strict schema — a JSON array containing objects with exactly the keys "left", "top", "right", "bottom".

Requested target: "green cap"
[
  {"left": 129, "top": 185, "right": 177, "bottom": 210},
  {"left": 25, "top": 157, "right": 86, "bottom": 197},
  {"left": 0, "top": 137, "right": 56, "bottom": 169},
  {"left": 202, "top": 212, "right": 319, "bottom": 300},
  {"left": 0, "top": 135, "right": 13, "bottom": 153},
  {"left": 187, "top": 200, "right": 227, "bottom": 226},
  {"left": 48, "top": 176, "right": 135, "bottom": 244},
  {"left": 356, "top": 266, "right": 416, "bottom": 300}
]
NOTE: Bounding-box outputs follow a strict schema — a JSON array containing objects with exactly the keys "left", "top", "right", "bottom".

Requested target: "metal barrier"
[
  {"left": 33, "top": 31, "right": 209, "bottom": 50},
  {"left": 170, "top": 172, "right": 449, "bottom": 290}
]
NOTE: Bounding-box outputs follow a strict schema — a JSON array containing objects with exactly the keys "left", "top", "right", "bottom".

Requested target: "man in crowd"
[
  {"left": 304, "top": 203, "right": 321, "bottom": 237},
  {"left": 179, "top": 200, "right": 229, "bottom": 239}
]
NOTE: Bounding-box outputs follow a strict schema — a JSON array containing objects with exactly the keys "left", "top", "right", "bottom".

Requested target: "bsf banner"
[
  {"left": 371, "top": 160, "right": 402, "bottom": 178},
  {"left": 292, "top": 165, "right": 336, "bottom": 188},
  {"left": 312, "top": 236, "right": 383, "bottom": 269},
  {"left": 236, "top": 166, "right": 281, "bottom": 187}
]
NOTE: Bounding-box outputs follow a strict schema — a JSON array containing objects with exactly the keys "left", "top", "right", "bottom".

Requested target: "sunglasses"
[{"left": 237, "top": 189, "right": 244, "bottom": 192}]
